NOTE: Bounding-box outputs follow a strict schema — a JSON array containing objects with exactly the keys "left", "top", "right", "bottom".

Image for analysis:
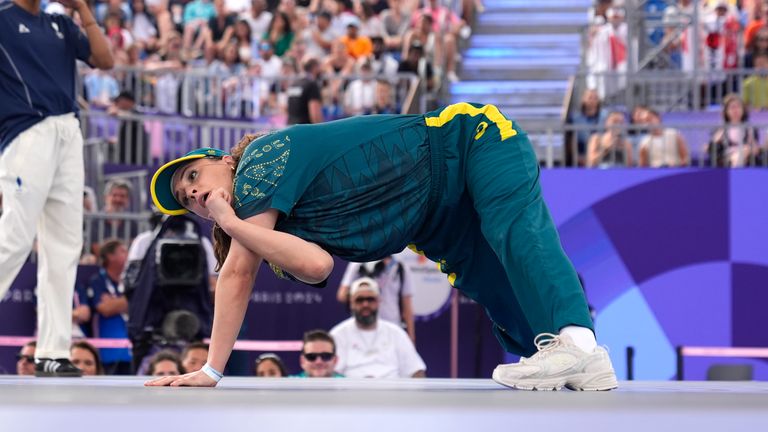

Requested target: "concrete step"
[
  {"left": 458, "top": 66, "right": 577, "bottom": 81},
  {"left": 469, "top": 34, "right": 581, "bottom": 49},
  {"left": 451, "top": 80, "right": 569, "bottom": 93},
  {"left": 474, "top": 12, "right": 587, "bottom": 34},
  {"left": 464, "top": 47, "right": 579, "bottom": 60}
]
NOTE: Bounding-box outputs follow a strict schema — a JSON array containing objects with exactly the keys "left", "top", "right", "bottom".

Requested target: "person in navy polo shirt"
[{"left": 0, "top": 0, "right": 113, "bottom": 377}]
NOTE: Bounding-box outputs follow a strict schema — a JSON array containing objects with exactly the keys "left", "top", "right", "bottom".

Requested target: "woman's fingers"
[{"left": 144, "top": 375, "right": 180, "bottom": 386}]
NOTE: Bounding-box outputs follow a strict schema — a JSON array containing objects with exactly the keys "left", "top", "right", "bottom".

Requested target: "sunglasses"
[
  {"left": 353, "top": 296, "right": 378, "bottom": 304},
  {"left": 303, "top": 352, "right": 334, "bottom": 362},
  {"left": 16, "top": 354, "right": 34, "bottom": 363}
]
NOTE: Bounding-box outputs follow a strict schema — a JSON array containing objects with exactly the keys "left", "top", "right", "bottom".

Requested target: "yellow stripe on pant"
[{"left": 424, "top": 102, "right": 517, "bottom": 141}]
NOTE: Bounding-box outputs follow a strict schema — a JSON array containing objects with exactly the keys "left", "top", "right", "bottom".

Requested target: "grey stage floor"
[{"left": 1, "top": 377, "right": 766, "bottom": 431}]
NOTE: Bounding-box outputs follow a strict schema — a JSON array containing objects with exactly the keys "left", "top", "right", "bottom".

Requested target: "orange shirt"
[
  {"left": 340, "top": 35, "right": 373, "bottom": 59},
  {"left": 745, "top": 19, "right": 765, "bottom": 48}
]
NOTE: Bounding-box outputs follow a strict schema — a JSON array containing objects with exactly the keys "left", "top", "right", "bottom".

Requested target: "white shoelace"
[{"left": 520, "top": 333, "right": 563, "bottom": 364}]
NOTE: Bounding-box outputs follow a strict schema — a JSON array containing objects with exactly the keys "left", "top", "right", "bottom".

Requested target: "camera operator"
[{"left": 124, "top": 212, "right": 217, "bottom": 373}]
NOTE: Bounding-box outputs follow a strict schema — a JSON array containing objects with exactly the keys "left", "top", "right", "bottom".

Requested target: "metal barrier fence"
[
  {"left": 82, "top": 211, "right": 152, "bottom": 259},
  {"left": 81, "top": 109, "right": 768, "bottom": 170},
  {"left": 527, "top": 121, "right": 768, "bottom": 168},
  {"left": 78, "top": 67, "right": 421, "bottom": 120},
  {"left": 578, "top": 69, "right": 763, "bottom": 112}
]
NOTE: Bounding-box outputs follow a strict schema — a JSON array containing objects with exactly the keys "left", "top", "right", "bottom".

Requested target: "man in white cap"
[{"left": 330, "top": 277, "right": 426, "bottom": 378}]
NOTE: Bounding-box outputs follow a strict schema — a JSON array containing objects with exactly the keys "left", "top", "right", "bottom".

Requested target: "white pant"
[{"left": 0, "top": 114, "right": 84, "bottom": 359}]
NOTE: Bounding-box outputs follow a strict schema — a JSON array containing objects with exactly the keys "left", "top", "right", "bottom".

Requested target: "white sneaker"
[
  {"left": 446, "top": 71, "right": 460, "bottom": 83},
  {"left": 492, "top": 333, "right": 618, "bottom": 391}
]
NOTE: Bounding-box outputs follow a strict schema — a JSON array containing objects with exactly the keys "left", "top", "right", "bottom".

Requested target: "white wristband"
[{"left": 201, "top": 363, "right": 223, "bottom": 383}]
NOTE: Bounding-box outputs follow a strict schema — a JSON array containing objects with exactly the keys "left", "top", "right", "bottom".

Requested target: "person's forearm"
[
  {"left": 76, "top": 1, "right": 114, "bottom": 69},
  {"left": 221, "top": 216, "right": 333, "bottom": 284},
  {"left": 402, "top": 297, "right": 416, "bottom": 342},
  {"left": 206, "top": 269, "right": 257, "bottom": 372}
]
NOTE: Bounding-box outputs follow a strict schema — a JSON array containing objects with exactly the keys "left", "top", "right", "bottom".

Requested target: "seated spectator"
[
  {"left": 130, "top": 0, "right": 159, "bottom": 52},
  {"left": 339, "top": 16, "right": 373, "bottom": 60},
  {"left": 148, "top": 350, "right": 184, "bottom": 376},
  {"left": 263, "top": 11, "right": 295, "bottom": 57},
  {"left": 71, "top": 341, "right": 105, "bottom": 376},
  {"left": 323, "top": 40, "right": 356, "bottom": 114},
  {"left": 104, "top": 12, "right": 134, "bottom": 54},
  {"left": 292, "top": 329, "right": 344, "bottom": 378},
  {"left": 638, "top": 109, "right": 690, "bottom": 167},
  {"left": 181, "top": 342, "right": 209, "bottom": 373},
  {"left": 587, "top": 111, "right": 634, "bottom": 168},
  {"left": 16, "top": 341, "right": 36, "bottom": 376},
  {"left": 87, "top": 239, "right": 133, "bottom": 375},
  {"left": 744, "top": 26, "right": 768, "bottom": 68},
  {"left": 255, "top": 353, "right": 288, "bottom": 377},
  {"left": 182, "top": 0, "right": 217, "bottom": 51},
  {"left": 380, "top": 0, "right": 412, "bottom": 50},
  {"left": 90, "top": 179, "right": 136, "bottom": 256},
  {"left": 403, "top": 14, "right": 457, "bottom": 83},
  {"left": 708, "top": 93, "right": 760, "bottom": 167},
  {"left": 358, "top": 1, "right": 385, "bottom": 38},
  {"left": 72, "top": 283, "right": 92, "bottom": 338},
  {"left": 303, "top": 10, "right": 337, "bottom": 59},
  {"left": 368, "top": 36, "right": 399, "bottom": 78},
  {"left": 96, "top": 0, "right": 133, "bottom": 25},
  {"left": 330, "top": 277, "right": 426, "bottom": 378},
  {"left": 252, "top": 40, "right": 284, "bottom": 92},
  {"left": 372, "top": 79, "right": 396, "bottom": 114},
  {"left": 398, "top": 40, "right": 434, "bottom": 90},
  {"left": 412, "top": 0, "right": 465, "bottom": 37},
  {"left": 232, "top": 19, "right": 256, "bottom": 64},
  {"left": 344, "top": 61, "right": 376, "bottom": 115},
  {"left": 742, "top": 53, "right": 768, "bottom": 111},
  {"left": 337, "top": 255, "right": 415, "bottom": 341},
  {"left": 628, "top": 104, "right": 651, "bottom": 152},
  {"left": 83, "top": 69, "right": 120, "bottom": 108},
  {"left": 565, "top": 88, "right": 607, "bottom": 167},
  {"left": 240, "top": 0, "right": 273, "bottom": 41},
  {"left": 199, "top": 0, "right": 238, "bottom": 51}
]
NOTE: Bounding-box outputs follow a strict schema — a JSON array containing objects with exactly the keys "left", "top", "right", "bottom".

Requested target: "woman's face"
[
  {"left": 606, "top": 112, "right": 625, "bottom": 128},
  {"left": 71, "top": 347, "right": 98, "bottom": 376},
  {"left": 172, "top": 157, "right": 235, "bottom": 220},
  {"left": 726, "top": 99, "right": 744, "bottom": 122},
  {"left": 152, "top": 360, "right": 180, "bottom": 377},
  {"left": 256, "top": 359, "right": 283, "bottom": 377}
]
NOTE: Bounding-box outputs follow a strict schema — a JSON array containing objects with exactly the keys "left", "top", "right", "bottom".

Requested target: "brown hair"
[
  {"left": 302, "top": 329, "right": 336, "bottom": 354},
  {"left": 211, "top": 133, "right": 265, "bottom": 271},
  {"left": 71, "top": 340, "right": 105, "bottom": 375},
  {"left": 99, "top": 238, "right": 124, "bottom": 266}
]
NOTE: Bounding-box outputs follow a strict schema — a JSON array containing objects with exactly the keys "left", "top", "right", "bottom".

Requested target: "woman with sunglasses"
[{"left": 145, "top": 102, "right": 618, "bottom": 391}]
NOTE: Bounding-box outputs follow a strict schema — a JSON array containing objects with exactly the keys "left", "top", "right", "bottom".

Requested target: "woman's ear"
[{"left": 223, "top": 155, "right": 235, "bottom": 169}]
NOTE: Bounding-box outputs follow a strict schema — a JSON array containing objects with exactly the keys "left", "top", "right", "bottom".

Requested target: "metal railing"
[
  {"left": 578, "top": 68, "right": 761, "bottom": 112},
  {"left": 78, "top": 66, "right": 422, "bottom": 120},
  {"left": 82, "top": 212, "right": 152, "bottom": 258},
  {"left": 527, "top": 121, "right": 768, "bottom": 168}
]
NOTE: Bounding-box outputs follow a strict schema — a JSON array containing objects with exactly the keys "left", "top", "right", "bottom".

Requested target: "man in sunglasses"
[
  {"left": 16, "top": 340, "right": 36, "bottom": 376},
  {"left": 294, "top": 329, "right": 343, "bottom": 378},
  {"left": 330, "top": 278, "right": 426, "bottom": 378}
]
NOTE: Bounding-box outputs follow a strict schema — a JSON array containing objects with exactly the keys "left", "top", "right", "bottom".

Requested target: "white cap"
[{"left": 350, "top": 277, "right": 380, "bottom": 298}]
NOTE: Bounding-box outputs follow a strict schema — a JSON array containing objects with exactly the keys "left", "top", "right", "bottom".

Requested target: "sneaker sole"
[
  {"left": 35, "top": 371, "right": 83, "bottom": 378},
  {"left": 492, "top": 370, "right": 618, "bottom": 392}
]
